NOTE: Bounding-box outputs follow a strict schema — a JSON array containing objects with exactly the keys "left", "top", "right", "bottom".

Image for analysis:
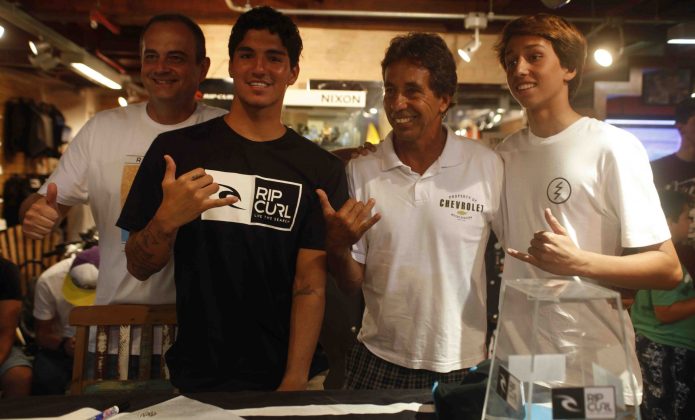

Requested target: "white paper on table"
[
  {"left": 508, "top": 354, "right": 566, "bottom": 382},
  {"left": 116, "top": 395, "right": 243, "bottom": 419}
]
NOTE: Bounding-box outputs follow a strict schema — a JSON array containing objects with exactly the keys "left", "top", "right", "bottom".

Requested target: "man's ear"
[
  {"left": 563, "top": 67, "right": 577, "bottom": 83},
  {"left": 288, "top": 64, "right": 299, "bottom": 86},
  {"left": 199, "top": 57, "right": 211, "bottom": 83},
  {"left": 438, "top": 94, "right": 452, "bottom": 115}
]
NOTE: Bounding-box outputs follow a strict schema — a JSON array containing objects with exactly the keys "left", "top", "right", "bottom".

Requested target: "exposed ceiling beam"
[{"left": 0, "top": 0, "right": 127, "bottom": 89}]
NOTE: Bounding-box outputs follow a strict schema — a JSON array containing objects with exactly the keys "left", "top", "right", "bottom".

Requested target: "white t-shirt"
[
  {"left": 350, "top": 127, "right": 504, "bottom": 372},
  {"left": 496, "top": 116, "right": 670, "bottom": 405},
  {"left": 39, "top": 102, "right": 227, "bottom": 352},
  {"left": 33, "top": 257, "right": 76, "bottom": 338}
]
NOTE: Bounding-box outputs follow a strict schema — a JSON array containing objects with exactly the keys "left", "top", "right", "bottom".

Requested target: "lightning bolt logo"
[{"left": 546, "top": 177, "right": 571, "bottom": 204}]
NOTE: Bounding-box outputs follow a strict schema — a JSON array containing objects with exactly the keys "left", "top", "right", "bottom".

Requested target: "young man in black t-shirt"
[{"left": 118, "top": 6, "right": 347, "bottom": 392}]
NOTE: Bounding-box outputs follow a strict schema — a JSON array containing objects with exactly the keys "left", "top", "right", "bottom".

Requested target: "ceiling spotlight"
[
  {"left": 458, "top": 13, "right": 487, "bottom": 63},
  {"left": 29, "top": 40, "right": 52, "bottom": 56},
  {"left": 541, "top": 0, "right": 572, "bottom": 9},
  {"left": 593, "top": 48, "right": 614, "bottom": 67},
  {"left": 27, "top": 41, "right": 60, "bottom": 71},
  {"left": 458, "top": 36, "right": 481, "bottom": 63},
  {"left": 118, "top": 96, "right": 128, "bottom": 107},
  {"left": 0, "top": 25, "right": 5, "bottom": 39},
  {"left": 589, "top": 22, "right": 624, "bottom": 68}
]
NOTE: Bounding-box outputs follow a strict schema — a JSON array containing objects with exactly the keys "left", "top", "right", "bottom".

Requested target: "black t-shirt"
[
  {"left": 651, "top": 153, "right": 695, "bottom": 275},
  {"left": 118, "top": 117, "right": 348, "bottom": 392},
  {"left": 651, "top": 153, "right": 695, "bottom": 192},
  {"left": 0, "top": 257, "right": 21, "bottom": 301}
]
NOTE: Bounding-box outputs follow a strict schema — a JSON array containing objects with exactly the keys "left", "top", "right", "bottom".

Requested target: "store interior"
[
  {"left": 0, "top": 1, "right": 692, "bottom": 184},
  {"left": 0, "top": 0, "right": 693, "bottom": 413}
]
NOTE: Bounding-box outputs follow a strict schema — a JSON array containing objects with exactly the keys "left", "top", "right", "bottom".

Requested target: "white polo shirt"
[{"left": 349, "top": 127, "right": 504, "bottom": 372}]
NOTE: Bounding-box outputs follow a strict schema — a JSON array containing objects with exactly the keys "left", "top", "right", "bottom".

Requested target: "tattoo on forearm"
[
  {"left": 293, "top": 285, "right": 320, "bottom": 298},
  {"left": 127, "top": 222, "right": 176, "bottom": 278}
]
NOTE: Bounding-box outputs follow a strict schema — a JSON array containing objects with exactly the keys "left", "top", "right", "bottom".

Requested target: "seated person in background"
[
  {"left": 319, "top": 33, "right": 503, "bottom": 389},
  {"left": 631, "top": 190, "right": 695, "bottom": 419},
  {"left": 0, "top": 257, "right": 32, "bottom": 397},
  {"left": 118, "top": 6, "right": 347, "bottom": 392},
  {"left": 32, "top": 246, "right": 99, "bottom": 395}
]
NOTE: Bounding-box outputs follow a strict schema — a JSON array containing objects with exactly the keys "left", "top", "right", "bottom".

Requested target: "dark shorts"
[
  {"left": 344, "top": 342, "right": 470, "bottom": 390},
  {"left": 636, "top": 333, "right": 695, "bottom": 420}
]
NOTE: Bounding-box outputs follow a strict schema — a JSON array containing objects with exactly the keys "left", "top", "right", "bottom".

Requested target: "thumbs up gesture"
[
  {"left": 152, "top": 155, "right": 238, "bottom": 233},
  {"left": 22, "top": 182, "right": 62, "bottom": 239}
]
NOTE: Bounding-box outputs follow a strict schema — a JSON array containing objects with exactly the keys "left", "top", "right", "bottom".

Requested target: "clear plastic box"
[{"left": 483, "top": 278, "right": 640, "bottom": 419}]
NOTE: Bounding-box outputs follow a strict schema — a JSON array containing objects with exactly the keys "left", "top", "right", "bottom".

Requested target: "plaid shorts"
[{"left": 343, "top": 342, "right": 470, "bottom": 389}]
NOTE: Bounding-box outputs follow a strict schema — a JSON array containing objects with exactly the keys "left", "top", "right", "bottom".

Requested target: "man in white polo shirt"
[{"left": 318, "top": 33, "right": 503, "bottom": 389}]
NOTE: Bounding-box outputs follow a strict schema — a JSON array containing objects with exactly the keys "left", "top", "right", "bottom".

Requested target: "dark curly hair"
[
  {"left": 228, "top": 6, "right": 303, "bottom": 68},
  {"left": 381, "top": 33, "right": 457, "bottom": 100}
]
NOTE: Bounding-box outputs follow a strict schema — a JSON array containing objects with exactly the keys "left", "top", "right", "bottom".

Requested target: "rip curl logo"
[
  {"left": 202, "top": 170, "right": 301, "bottom": 231},
  {"left": 251, "top": 179, "right": 299, "bottom": 228},
  {"left": 440, "top": 193, "right": 484, "bottom": 221},
  {"left": 495, "top": 365, "right": 522, "bottom": 412},
  {"left": 552, "top": 386, "right": 616, "bottom": 419},
  {"left": 547, "top": 177, "right": 571, "bottom": 204},
  {"left": 552, "top": 388, "right": 585, "bottom": 419},
  {"left": 218, "top": 184, "right": 245, "bottom": 209},
  {"left": 557, "top": 395, "right": 582, "bottom": 412}
]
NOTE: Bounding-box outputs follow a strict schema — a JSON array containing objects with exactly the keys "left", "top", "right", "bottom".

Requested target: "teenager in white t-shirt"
[{"left": 494, "top": 14, "right": 681, "bottom": 407}]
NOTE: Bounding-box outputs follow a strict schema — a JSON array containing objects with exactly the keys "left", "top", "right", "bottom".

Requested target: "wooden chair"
[
  {"left": 0, "top": 225, "right": 63, "bottom": 295},
  {"left": 69, "top": 304, "right": 177, "bottom": 395}
]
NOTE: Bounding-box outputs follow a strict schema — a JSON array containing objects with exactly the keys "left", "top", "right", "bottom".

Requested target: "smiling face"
[
  {"left": 140, "top": 21, "right": 209, "bottom": 108},
  {"left": 228, "top": 29, "right": 298, "bottom": 113},
  {"left": 383, "top": 59, "right": 450, "bottom": 144},
  {"left": 503, "top": 35, "right": 576, "bottom": 113}
]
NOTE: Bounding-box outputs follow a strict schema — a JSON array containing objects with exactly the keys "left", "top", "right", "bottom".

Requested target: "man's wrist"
[
  {"left": 59, "top": 337, "right": 70, "bottom": 355},
  {"left": 150, "top": 211, "right": 179, "bottom": 237}
]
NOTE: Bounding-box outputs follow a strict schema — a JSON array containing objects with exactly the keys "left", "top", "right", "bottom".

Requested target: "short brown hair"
[
  {"left": 494, "top": 14, "right": 587, "bottom": 98},
  {"left": 141, "top": 14, "right": 206, "bottom": 64}
]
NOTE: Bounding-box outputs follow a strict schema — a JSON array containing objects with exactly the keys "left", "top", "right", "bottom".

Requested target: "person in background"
[
  {"left": 19, "top": 14, "right": 226, "bottom": 374},
  {"left": 318, "top": 32, "right": 503, "bottom": 389},
  {"left": 0, "top": 257, "right": 32, "bottom": 397},
  {"left": 494, "top": 13, "right": 681, "bottom": 406},
  {"left": 631, "top": 189, "right": 695, "bottom": 419},
  {"left": 651, "top": 98, "right": 695, "bottom": 277},
  {"left": 32, "top": 246, "right": 99, "bottom": 395},
  {"left": 651, "top": 98, "right": 695, "bottom": 191},
  {"left": 118, "top": 6, "right": 347, "bottom": 392}
]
